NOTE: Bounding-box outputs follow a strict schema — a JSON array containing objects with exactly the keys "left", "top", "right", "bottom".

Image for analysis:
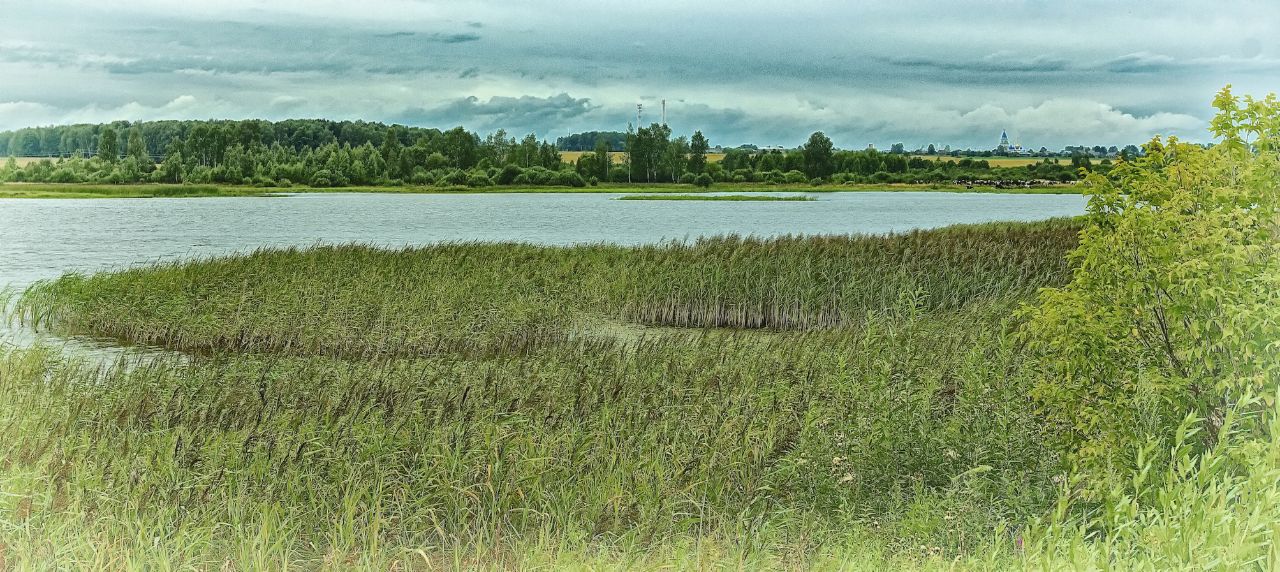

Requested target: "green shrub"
[{"left": 1020, "top": 86, "right": 1280, "bottom": 495}]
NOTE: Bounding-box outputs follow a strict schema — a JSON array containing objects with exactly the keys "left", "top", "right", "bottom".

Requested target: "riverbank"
[{"left": 0, "top": 181, "right": 1081, "bottom": 199}]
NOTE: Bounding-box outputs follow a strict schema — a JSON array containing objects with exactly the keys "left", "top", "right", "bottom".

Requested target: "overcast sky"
[{"left": 2, "top": 1, "right": 1277, "bottom": 149}]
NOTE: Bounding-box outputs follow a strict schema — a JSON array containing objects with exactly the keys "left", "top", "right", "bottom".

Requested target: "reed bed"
[
  {"left": 0, "top": 304, "right": 1052, "bottom": 568},
  {"left": 14, "top": 219, "right": 1081, "bottom": 356},
  {"left": 0, "top": 219, "right": 1085, "bottom": 567}
]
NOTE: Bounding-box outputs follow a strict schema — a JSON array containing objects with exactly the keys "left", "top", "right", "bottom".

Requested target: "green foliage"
[
  {"left": 97, "top": 126, "right": 119, "bottom": 162},
  {"left": 0, "top": 118, "right": 1085, "bottom": 189},
  {"left": 802, "top": 131, "right": 835, "bottom": 179},
  {"left": 1024, "top": 401, "right": 1280, "bottom": 569},
  {"left": 688, "top": 130, "right": 709, "bottom": 174},
  {"left": 1020, "top": 86, "right": 1280, "bottom": 493}
]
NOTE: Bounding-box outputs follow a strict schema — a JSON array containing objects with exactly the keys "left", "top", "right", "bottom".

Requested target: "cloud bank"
[{"left": 1, "top": 1, "right": 1276, "bottom": 149}]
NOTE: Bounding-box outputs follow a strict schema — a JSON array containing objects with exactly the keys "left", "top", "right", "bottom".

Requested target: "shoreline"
[{"left": 0, "top": 181, "right": 1083, "bottom": 199}]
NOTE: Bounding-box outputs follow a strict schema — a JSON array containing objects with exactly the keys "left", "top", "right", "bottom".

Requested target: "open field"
[
  {"left": 10, "top": 156, "right": 50, "bottom": 168},
  {"left": 0, "top": 181, "right": 1082, "bottom": 199},
  {"left": 561, "top": 151, "right": 727, "bottom": 164}
]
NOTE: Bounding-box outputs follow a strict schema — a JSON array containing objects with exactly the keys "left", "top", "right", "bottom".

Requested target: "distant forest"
[
  {"left": 555, "top": 131, "right": 627, "bottom": 152},
  {"left": 1, "top": 119, "right": 1103, "bottom": 188}
]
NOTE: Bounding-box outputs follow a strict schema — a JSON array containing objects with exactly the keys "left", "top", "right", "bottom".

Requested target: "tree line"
[{"left": 0, "top": 119, "right": 1092, "bottom": 187}]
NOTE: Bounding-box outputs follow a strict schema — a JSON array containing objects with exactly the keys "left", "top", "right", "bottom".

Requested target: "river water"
[
  {"left": 0, "top": 191, "right": 1087, "bottom": 289},
  {"left": 0, "top": 191, "right": 1087, "bottom": 353}
]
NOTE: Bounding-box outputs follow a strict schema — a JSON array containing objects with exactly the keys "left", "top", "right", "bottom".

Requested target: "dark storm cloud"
[
  {"left": 1103, "top": 53, "right": 1181, "bottom": 74},
  {"left": 394, "top": 93, "right": 597, "bottom": 134},
  {"left": 885, "top": 54, "right": 1072, "bottom": 74}
]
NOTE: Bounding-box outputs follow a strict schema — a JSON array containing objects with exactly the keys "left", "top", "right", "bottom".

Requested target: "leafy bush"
[
  {"left": 558, "top": 171, "right": 587, "bottom": 187},
  {"left": 438, "top": 169, "right": 468, "bottom": 186},
  {"left": 1020, "top": 86, "right": 1280, "bottom": 495},
  {"left": 784, "top": 170, "right": 808, "bottom": 184},
  {"left": 497, "top": 164, "right": 522, "bottom": 185}
]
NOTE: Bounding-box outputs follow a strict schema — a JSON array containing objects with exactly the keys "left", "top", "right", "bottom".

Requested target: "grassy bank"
[
  {"left": 0, "top": 183, "right": 278, "bottom": 198},
  {"left": 0, "top": 181, "right": 1081, "bottom": 198},
  {"left": 616, "top": 193, "right": 815, "bottom": 201}
]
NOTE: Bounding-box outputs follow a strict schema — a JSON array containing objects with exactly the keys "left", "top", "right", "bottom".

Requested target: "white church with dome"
[{"left": 998, "top": 130, "right": 1027, "bottom": 155}]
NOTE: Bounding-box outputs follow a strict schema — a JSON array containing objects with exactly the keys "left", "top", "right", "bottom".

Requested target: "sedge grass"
[
  {"left": 0, "top": 305, "right": 1053, "bottom": 568},
  {"left": 14, "top": 219, "right": 1081, "bottom": 357}
]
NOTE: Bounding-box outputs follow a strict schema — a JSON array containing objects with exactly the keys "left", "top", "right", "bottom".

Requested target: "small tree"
[
  {"left": 694, "top": 173, "right": 713, "bottom": 188},
  {"left": 688, "top": 131, "right": 709, "bottom": 174},
  {"left": 1020, "top": 86, "right": 1280, "bottom": 495},
  {"left": 97, "top": 127, "right": 119, "bottom": 163},
  {"left": 801, "top": 131, "right": 834, "bottom": 179},
  {"left": 126, "top": 126, "right": 147, "bottom": 161}
]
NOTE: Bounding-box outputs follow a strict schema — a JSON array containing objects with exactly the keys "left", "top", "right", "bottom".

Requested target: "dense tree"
[
  {"left": 801, "top": 131, "right": 834, "bottom": 179},
  {"left": 688, "top": 131, "right": 709, "bottom": 174},
  {"left": 555, "top": 131, "right": 627, "bottom": 151},
  {"left": 126, "top": 127, "right": 147, "bottom": 161},
  {"left": 591, "top": 138, "right": 611, "bottom": 180},
  {"left": 97, "top": 127, "right": 119, "bottom": 162}
]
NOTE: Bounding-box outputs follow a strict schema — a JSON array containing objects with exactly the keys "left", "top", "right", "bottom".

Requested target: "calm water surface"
[{"left": 0, "top": 191, "right": 1086, "bottom": 290}]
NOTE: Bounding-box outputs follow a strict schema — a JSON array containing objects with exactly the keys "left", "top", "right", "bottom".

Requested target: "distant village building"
[{"left": 999, "top": 130, "right": 1028, "bottom": 156}]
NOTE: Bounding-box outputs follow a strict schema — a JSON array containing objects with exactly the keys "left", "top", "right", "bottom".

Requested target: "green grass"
[
  {"left": 0, "top": 220, "right": 1082, "bottom": 568},
  {"left": 0, "top": 183, "right": 277, "bottom": 198},
  {"left": 7, "top": 216, "right": 1269, "bottom": 569},
  {"left": 616, "top": 193, "right": 815, "bottom": 201},
  {"left": 0, "top": 181, "right": 1082, "bottom": 198}
]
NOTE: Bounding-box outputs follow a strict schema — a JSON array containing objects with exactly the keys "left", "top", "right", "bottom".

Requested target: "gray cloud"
[
  {"left": 1104, "top": 52, "right": 1179, "bottom": 73},
  {"left": 394, "top": 93, "right": 598, "bottom": 135},
  {"left": 885, "top": 54, "right": 1072, "bottom": 74},
  {"left": 0, "top": 1, "right": 1277, "bottom": 148}
]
